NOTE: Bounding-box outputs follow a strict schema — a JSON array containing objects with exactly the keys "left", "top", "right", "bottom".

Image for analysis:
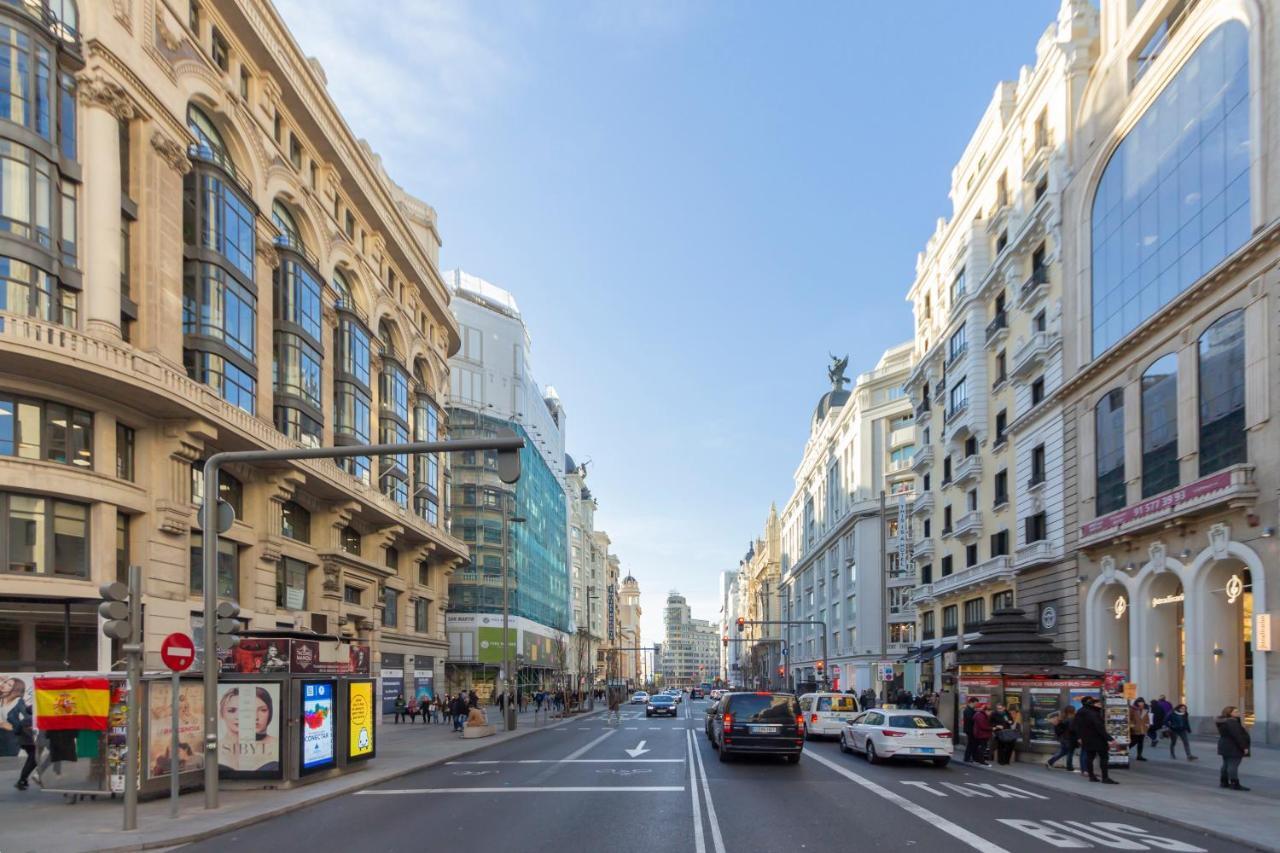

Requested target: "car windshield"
[
  {"left": 890, "top": 715, "right": 944, "bottom": 729},
  {"left": 651, "top": 695, "right": 673, "bottom": 704},
  {"left": 726, "top": 694, "right": 797, "bottom": 722}
]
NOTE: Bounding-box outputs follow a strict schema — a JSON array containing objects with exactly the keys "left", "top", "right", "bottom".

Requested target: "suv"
[{"left": 708, "top": 692, "right": 804, "bottom": 764}]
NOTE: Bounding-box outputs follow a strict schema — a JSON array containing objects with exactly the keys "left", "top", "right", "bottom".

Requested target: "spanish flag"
[{"left": 34, "top": 677, "right": 110, "bottom": 731}]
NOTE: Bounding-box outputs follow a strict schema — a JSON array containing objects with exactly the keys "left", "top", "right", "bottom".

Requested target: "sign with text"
[
  {"left": 1256, "top": 613, "right": 1272, "bottom": 652},
  {"left": 1081, "top": 470, "right": 1233, "bottom": 538},
  {"left": 300, "top": 681, "right": 335, "bottom": 773},
  {"left": 217, "top": 683, "right": 281, "bottom": 779},
  {"left": 348, "top": 680, "right": 375, "bottom": 761}
]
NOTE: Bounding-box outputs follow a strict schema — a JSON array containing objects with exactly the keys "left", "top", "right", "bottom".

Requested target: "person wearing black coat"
[
  {"left": 7, "top": 699, "right": 37, "bottom": 790},
  {"left": 1216, "top": 706, "right": 1251, "bottom": 790},
  {"left": 1073, "top": 697, "right": 1116, "bottom": 784},
  {"left": 961, "top": 697, "right": 980, "bottom": 764}
]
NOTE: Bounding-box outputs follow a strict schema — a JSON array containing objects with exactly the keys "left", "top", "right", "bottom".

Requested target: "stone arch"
[
  {"left": 1086, "top": 571, "right": 1135, "bottom": 673},
  {"left": 176, "top": 70, "right": 267, "bottom": 190},
  {"left": 267, "top": 191, "right": 321, "bottom": 256},
  {"left": 1131, "top": 558, "right": 1190, "bottom": 705},
  {"left": 375, "top": 313, "right": 407, "bottom": 363}
]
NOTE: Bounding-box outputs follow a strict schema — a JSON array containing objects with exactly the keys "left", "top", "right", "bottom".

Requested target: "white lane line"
[
  {"left": 803, "top": 749, "right": 1012, "bottom": 853},
  {"left": 690, "top": 729, "right": 726, "bottom": 853},
  {"left": 687, "top": 731, "right": 706, "bottom": 853},
  {"left": 358, "top": 786, "right": 685, "bottom": 795},
  {"left": 563, "top": 728, "right": 616, "bottom": 761},
  {"left": 447, "top": 759, "right": 685, "bottom": 765}
]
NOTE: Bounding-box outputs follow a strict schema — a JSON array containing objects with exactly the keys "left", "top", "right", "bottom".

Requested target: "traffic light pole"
[
  {"left": 124, "top": 563, "right": 142, "bottom": 830},
  {"left": 200, "top": 433, "right": 525, "bottom": 809},
  {"left": 736, "top": 619, "right": 828, "bottom": 689}
]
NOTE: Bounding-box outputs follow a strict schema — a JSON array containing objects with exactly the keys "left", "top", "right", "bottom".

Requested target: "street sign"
[
  {"left": 160, "top": 632, "right": 195, "bottom": 672},
  {"left": 1257, "top": 613, "right": 1272, "bottom": 652}
]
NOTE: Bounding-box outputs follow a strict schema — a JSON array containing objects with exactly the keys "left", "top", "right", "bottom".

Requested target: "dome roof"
[
  {"left": 813, "top": 388, "right": 851, "bottom": 425},
  {"left": 565, "top": 453, "right": 578, "bottom": 473}
]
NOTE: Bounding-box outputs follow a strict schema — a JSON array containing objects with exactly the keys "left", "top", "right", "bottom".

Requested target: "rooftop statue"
[{"left": 828, "top": 353, "right": 849, "bottom": 391}]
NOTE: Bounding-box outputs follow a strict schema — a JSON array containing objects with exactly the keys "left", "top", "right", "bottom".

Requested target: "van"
[{"left": 798, "top": 692, "right": 860, "bottom": 739}]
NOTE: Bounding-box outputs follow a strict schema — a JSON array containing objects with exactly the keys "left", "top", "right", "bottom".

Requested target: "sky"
[{"left": 275, "top": 0, "right": 1063, "bottom": 649}]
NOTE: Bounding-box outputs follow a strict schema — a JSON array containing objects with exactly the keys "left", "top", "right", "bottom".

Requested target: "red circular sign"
[{"left": 160, "top": 632, "right": 196, "bottom": 672}]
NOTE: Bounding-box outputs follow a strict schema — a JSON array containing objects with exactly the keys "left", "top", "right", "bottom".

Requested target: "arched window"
[
  {"left": 333, "top": 268, "right": 371, "bottom": 484},
  {"left": 1095, "top": 388, "right": 1126, "bottom": 515},
  {"left": 378, "top": 320, "right": 410, "bottom": 507},
  {"left": 271, "top": 199, "right": 302, "bottom": 247},
  {"left": 187, "top": 104, "right": 226, "bottom": 157},
  {"left": 1198, "top": 310, "right": 1246, "bottom": 475},
  {"left": 1141, "top": 354, "right": 1179, "bottom": 497},
  {"left": 1090, "top": 22, "right": 1250, "bottom": 357},
  {"left": 413, "top": 361, "right": 441, "bottom": 526}
]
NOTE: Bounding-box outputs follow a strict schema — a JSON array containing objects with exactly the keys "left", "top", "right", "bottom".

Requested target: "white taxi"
[
  {"left": 840, "top": 709, "right": 953, "bottom": 767},
  {"left": 798, "top": 692, "right": 860, "bottom": 739}
]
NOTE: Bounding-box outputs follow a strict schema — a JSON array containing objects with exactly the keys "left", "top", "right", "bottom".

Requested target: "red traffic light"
[
  {"left": 722, "top": 636, "right": 728, "bottom": 648},
  {"left": 815, "top": 660, "right": 825, "bottom": 672},
  {"left": 735, "top": 616, "right": 745, "bottom": 633},
  {"left": 777, "top": 666, "right": 784, "bottom": 675}
]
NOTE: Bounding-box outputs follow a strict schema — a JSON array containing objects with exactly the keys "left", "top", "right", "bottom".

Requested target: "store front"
[
  {"left": 0, "top": 596, "right": 99, "bottom": 671},
  {"left": 1084, "top": 524, "right": 1268, "bottom": 735}
]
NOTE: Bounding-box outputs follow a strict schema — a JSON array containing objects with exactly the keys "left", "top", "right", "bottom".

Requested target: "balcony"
[
  {"left": 1014, "top": 539, "right": 1058, "bottom": 570},
  {"left": 911, "top": 444, "right": 934, "bottom": 472},
  {"left": 1079, "top": 464, "right": 1259, "bottom": 548},
  {"left": 912, "top": 536, "right": 935, "bottom": 562},
  {"left": 914, "top": 399, "right": 932, "bottom": 420},
  {"left": 944, "top": 397, "right": 969, "bottom": 425},
  {"left": 890, "top": 425, "right": 915, "bottom": 449},
  {"left": 945, "top": 342, "right": 969, "bottom": 369},
  {"left": 1011, "top": 330, "right": 1059, "bottom": 380},
  {"left": 984, "top": 311, "right": 1008, "bottom": 349},
  {"left": 911, "top": 491, "right": 934, "bottom": 516},
  {"left": 954, "top": 511, "right": 983, "bottom": 540},
  {"left": 1023, "top": 131, "right": 1053, "bottom": 179},
  {"left": 887, "top": 458, "right": 914, "bottom": 477},
  {"left": 1017, "top": 265, "right": 1050, "bottom": 308},
  {"left": 910, "top": 584, "right": 936, "bottom": 606},
  {"left": 931, "top": 555, "right": 1016, "bottom": 599},
  {"left": 945, "top": 400, "right": 976, "bottom": 443},
  {"left": 953, "top": 454, "right": 982, "bottom": 486}
]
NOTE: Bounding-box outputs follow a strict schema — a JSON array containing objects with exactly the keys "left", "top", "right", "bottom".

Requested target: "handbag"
[{"left": 996, "top": 729, "right": 1019, "bottom": 744}]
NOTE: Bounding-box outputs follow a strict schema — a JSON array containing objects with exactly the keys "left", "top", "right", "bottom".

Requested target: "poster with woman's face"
[
  {"left": 0, "top": 675, "right": 35, "bottom": 757},
  {"left": 217, "top": 683, "right": 282, "bottom": 779},
  {"left": 147, "top": 681, "right": 205, "bottom": 780}
]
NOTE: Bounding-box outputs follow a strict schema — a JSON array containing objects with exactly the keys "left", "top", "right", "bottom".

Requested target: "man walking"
[
  {"left": 1076, "top": 696, "right": 1117, "bottom": 784},
  {"left": 961, "top": 696, "right": 980, "bottom": 764}
]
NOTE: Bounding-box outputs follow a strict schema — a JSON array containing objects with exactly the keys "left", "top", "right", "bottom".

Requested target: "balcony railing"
[
  {"left": 931, "top": 555, "right": 1015, "bottom": 599},
  {"left": 1019, "top": 265, "right": 1049, "bottom": 305},
  {"left": 985, "top": 311, "right": 1008, "bottom": 347},
  {"left": 1012, "top": 330, "right": 1059, "bottom": 379},
  {"left": 911, "top": 492, "right": 934, "bottom": 516},
  {"left": 915, "top": 399, "right": 931, "bottom": 420},
  {"left": 945, "top": 342, "right": 968, "bottom": 368},
  {"left": 953, "top": 455, "right": 982, "bottom": 486},
  {"left": 912, "top": 537, "right": 935, "bottom": 562},
  {"left": 954, "top": 510, "right": 982, "bottom": 540},
  {"left": 911, "top": 444, "right": 934, "bottom": 472},
  {"left": 944, "top": 398, "right": 969, "bottom": 424},
  {"left": 1014, "top": 539, "right": 1057, "bottom": 570},
  {"left": 275, "top": 232, "right": 321, "bottom": 270},
  {"left": 188, "top": 144, "right": 251, "bottom": 193}
]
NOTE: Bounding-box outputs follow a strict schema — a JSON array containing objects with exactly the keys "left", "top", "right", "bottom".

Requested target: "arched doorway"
[
  {"left": 1098, "top": 581, "right": 1130, "bottom": 672},
  {"left": 1193, "top": 559, "right": 1253, "bottom": 723},
  {"left": 1141, "top": 572, "right": 1185, "bottom": 704}
]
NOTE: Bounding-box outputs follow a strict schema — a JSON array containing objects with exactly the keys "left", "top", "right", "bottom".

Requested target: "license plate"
[
  {"left": 752, "top": 725, "right": 780, "bottom": 734},
  {"left": 916, "top": 747, "right": 936, "bottom": 754}
]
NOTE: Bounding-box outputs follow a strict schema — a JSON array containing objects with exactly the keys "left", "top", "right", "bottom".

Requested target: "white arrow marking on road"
[{"left": 625, "top": 740, "right": 650, "bottom": 758}]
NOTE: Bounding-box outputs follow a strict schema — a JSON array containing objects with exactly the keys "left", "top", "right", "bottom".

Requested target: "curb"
[
  {"left": 93, "top": 712, "right": 597, "bottom": 853},
  {"left": 985, "top": 762, "right": 1275, "bottom": 853}
]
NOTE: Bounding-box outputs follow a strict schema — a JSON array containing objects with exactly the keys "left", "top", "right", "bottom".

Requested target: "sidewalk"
[
  {"left": 989, "top": 735, "right": 1279, "bottom": 852},
  {"left": 0, "top": 706, "right": 583, "bottom": 853}
]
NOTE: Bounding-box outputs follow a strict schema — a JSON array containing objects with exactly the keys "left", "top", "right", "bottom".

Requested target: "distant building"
[
  {"left": 618, "top": 574, "right": 643, "bottom": 684},
  {"left": 661, "top": 591, "right": 719, "bottom": 686}
]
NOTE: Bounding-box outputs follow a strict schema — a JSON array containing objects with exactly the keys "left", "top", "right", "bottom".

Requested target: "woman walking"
[
  {"left": 1045, "top": 706, "right": 1077, "bottom": 771},
  {"left": 1216, "top": 706, "right": 1251, "bottom": 790},
  {"left": 1165, "top": 704, "right": 1197, "bottom": 760},
  {"left": 1129, "top": 698, "right": 1150, "bottom": 761}
]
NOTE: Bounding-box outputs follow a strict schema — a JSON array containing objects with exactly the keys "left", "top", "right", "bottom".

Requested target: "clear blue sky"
[{"left": 276, "top": 0, "right": 1062, "bottom": 646}]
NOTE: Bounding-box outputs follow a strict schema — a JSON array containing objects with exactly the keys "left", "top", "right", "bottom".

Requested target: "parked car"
[
  {"left": 798, "top": 692, "right": 860, "bottom": 739},
  {"left": 630, "top": 691, "right": 650, "bottom": 705},
  {"left": 709, "top": 692, "right": 804, "bottom": 764},
  {"left": 840, "top": 709, "right": 953, "bottom": 767},
  {"left": 647, "top": 693, "right": 678, "bottom": 718}
]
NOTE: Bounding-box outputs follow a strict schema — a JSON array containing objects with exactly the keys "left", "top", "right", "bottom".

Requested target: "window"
[
  {"left": 1, "top": 493, "right": 87, "bottom": 576},
  {"left": 995, "top": 230, "right": 1008, "bottom": 255},
  {"left": 1025, "top": 512, "right": 1047, "bottom": 544},
  {"left": 942, "top": 605, "right": 958, "bottom": 636},
  {"left": 994, "top": 470, "right": 1008, "bottom": 506},
  {"left": 115, "top": 423, "right": 134, "bottom": 481},
  {"left": 384, "top": 546, "right": 399, "bottom": 573},
  {"left": 276, "top": 557, "right": 308, "bottom": 610},
  {"left": 921, "top": 563, "right": 933, "bottom": 584},
  {"left": 943, "top": 455, "right": 952, "bottom": 484},
  {"left": 995, "top": 172, "right": 1008, "bottom": 207},
  {"left": 1034, "top": 174, "right": 1048, "bottom": 202},
  {"left": 922, "top": 610, "right": 936, "bottom": 640},
  {"left": 288, "top": 133, "right": 302, "bottom": 169},
  {"left": 990, "top": 529, "right": 1009, "bottom": 557},
  {"left": 963, "top": 597, "right": 985, "bottom": 628},
  {"left": 0, "top": 393, "right": 92, "bottom": 468},
  {"left": 966, "top": 489, "right": 977, "bottom": 512},
  {"left": 183, "top": 264, "right": 257, "bottom": 361},
  {"left": 948, "top": 378, "right": 967, "bottom": 413},
  {"left": 1031, "top": 376, "right": 1045, "bottom": 406},
  {"left": 344, "top": 210, "right": 355, "bottom": 239},
  {"left": 116, "top": 512, "right": 130, "bottom": 584},
  {"left": 1141, "top": 353, "right": 1179, "bottom": 497},
  {"left": 943, "top": 505, "right": 952, "bottom": 534},
  {"left": 334, "top": 288, "right": 372, "bottom": 484},
  {"left": 1030, "top": 444, "right": 1046, "bottom": 486},
  {"left": 923, "top": 519, "right": 930, "bottom": 537},
  {"left": 379, "top": 324, "right": 411, "bottom": 507},
  {"left": 922, "top": 472, "right": 930, "bottom": 491},
  {"left": 965, "top": 543, "right": 978, "bottom": 568},
  {"left": 948, "top": 327, "right": 966, "bottom": 363},
  {"left": 1034, "top": 107, "right": 1048, "bottom": 149},
  {"left": 210, "top": 27, "right": 229, "bottom": 71},
  {"left": 189, "top": 536, "right": 238, "bottom": 598},
  {"left": 1198, "top": 311, "right": 1246, "bottom": 475},
  {"left": 272, "top": 110, "right": 281, "bottom": 143},
  {"left": 191, "top": 463, "right": 242, "bottom": 516},
  {"left": 950, "top": 269, "right": 965, "bottom": 305},
  {"left": 281, "top": 501, "right": 310, "bottom": 543},
  {"left": 415, "top": 598, "right": 430, "bottom": 633},
  {"left": 340, "top": 526, "right": 360, "bottom": 556},
  {"left": 1092, "top": 23, "right": 1250, "bottom": 356},
  {"left": 382, "top": 586, "right": 398, "bottom": 628},
  {"left": 964, "top": 436, "right": 977, "bottom": 457},
  {"left": 995, "top": 409, "right": 1007, "bottom": 446},
  {"left": 994, "top": 351, "right": 1007, "bottom": 386},
  {"left": 1033, "top": 309, "right": 1046, "bottom": 333},
  {"left": 941, "top": 555, "right": 953, "bottom": 577},
  {"left": 1134, "top": 0, "right": 1197, "bottom": 82},
  {"left": 1095, "top": 388, "right": 1126, "bottom": 513},
  {"left": 417, "top": 561, "right": 430, "bottom": 586},
  {"left": 343, "top": 584, "right": 361, "bottom": 605},
  {"left": 239, "top": 66, "right": 250, "bottom": 99},
  {"left": 992, "top": 590, "right": 1014, "bottom": 611},
  {"left": 413, "top": 394, "right": 441, "bottom": 525}
]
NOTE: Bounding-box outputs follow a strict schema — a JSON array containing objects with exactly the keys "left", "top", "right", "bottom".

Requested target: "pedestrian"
[
  {"left": 1045, "top": 706, "right": 1077, "bottom": 771},
  {"left": 1150, "top": 694, "right": 1171, "bottom": 747},
  {"left": 1216, "top": 705, "right": 1251, "bottom": 791},
  {"left": 451, "top": 693, "right": 468, "bottom": 732},
  {"left": 961, "top": 696, "right": 980, "bottom": 764},
  {"left": 518, "top": 691, "right": 526, "bottom": 713},
  {"left": 971, "top": 703, "right": 993, "bottom": 766},
  {"left": 990, "top": 703, "right": 1017, "bottom": 765},
  {"left": 468, "top": 690, "right": 478, "bottom": 709},
  {"left": 7, "top": 693, "right": 36, "bottom": 790},
  {"left": 393, "top": 692, "right": 406, "bottom": 724},
  {"left": 1129, "top": 698, "right": 1150, "bottom": 761},
  {"left": 1166, "top": 703, "right": 1197, "bottom": 760},
  {"left": 406, "top": 696, "right": 418, "bottom": 723},
  {"left": 1076, "top": 696, "right": 1117, "bottom": 784}
]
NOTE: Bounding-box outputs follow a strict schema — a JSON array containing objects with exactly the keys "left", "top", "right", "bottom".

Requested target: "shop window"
[{"left": 1198, "top": 311, "right": 1246, "bottom": 475}]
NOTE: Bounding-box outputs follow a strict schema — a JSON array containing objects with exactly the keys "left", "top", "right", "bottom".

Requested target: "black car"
[
  {"left": 709, "top": 692, "right": 804, "bottom": 763},
  {"left": 704, "top": 700, "right": 719, "bottom": 739},
  {"left": 646, "top": 693, "right": 677, "bottom": 717}
]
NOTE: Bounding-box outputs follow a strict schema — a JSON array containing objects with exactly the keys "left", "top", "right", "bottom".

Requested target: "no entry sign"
[{"left": 161, "top": 632, "right": 195, "bottom": 672}]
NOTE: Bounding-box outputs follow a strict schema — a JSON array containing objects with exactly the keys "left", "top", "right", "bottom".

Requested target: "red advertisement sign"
[
  {"left": 1081, "top": 470, "right": 1232, "bottom": 538},
  {"left": 1005, "top": 679, "right": 1102, "bottom": 689}
]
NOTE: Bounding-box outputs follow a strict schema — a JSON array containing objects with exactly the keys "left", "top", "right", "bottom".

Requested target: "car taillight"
[
  {"left": 882, "top": 729, "right": 907, "bottom": 737},
  {"left": 797, "top": 714, "right": 806, "bottom": 730},
  {"left": 723, "top": 713, "right": 734, "bottom": 730},
  {"left": 936, "top": 731, "right": 953, "bottom": 738},
  {"left": 810, "top": 713, "right": 819, "bottom": 723}
]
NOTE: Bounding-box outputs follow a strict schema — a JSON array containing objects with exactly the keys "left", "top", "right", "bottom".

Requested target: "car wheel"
[
  {"left": 717, "top": 743, "right": 732, "bottom": 763},
  {"left": 839, "top": 733, "right": 851, "bottom": 754},
  {"left": 932, "top": 758, "right": 950, "bottom": 768},
  {"left": 867, "top": 742, "right": 881, "bottom": 765},
  {"left": 783, "top": 753, "right": 800, "bottom": 764},
  {"left": 646, "top": 711, "right": 652, "bottom": 717}
]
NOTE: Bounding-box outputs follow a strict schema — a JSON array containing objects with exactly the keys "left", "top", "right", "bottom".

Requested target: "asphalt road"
[{"left": 183, "top": 698, "right": 1248, "bottom": 853}]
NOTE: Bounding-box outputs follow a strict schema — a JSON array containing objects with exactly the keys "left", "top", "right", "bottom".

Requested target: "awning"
[{"left": 915, "top": 642, "right": 958, "bottom": 662}]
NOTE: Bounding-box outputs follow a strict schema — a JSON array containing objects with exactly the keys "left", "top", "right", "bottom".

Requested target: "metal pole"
[
  {"left": 201, "top": 461, "right": 219, "bottom": 809},
  {"left": 123, "top": 563, "right": 142, "bottom": 831},
  {"left": 170, "top": 670, "right": 180, "bottom": 818},
  {"left": 879, "top": 489, "right": 887, "bottom": 702},
  {"left": 502, "top": 504, "right": 511, "bottom": 731}
]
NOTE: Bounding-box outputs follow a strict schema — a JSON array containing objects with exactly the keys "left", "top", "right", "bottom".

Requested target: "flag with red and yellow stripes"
[{"left": 34, "top": 676, "right": 110, "bottom": 731}]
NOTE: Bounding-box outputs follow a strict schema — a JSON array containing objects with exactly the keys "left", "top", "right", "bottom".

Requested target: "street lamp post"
[{"left": 502, "top": 502, "right": 526, "bottom": 732}]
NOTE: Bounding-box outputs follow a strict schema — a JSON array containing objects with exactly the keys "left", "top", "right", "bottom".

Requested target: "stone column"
[
  {"left": 321, "top": 291, "right": 337, "bottom": 448},
  {"left": 144, "top": 131, "right": 191, "bottom": 364},
  {"left": 76, "top": 72, "right": 136, "bottom": 340},
  {"left": 255, "top": 236, "right": 280, "bottom": 421}
]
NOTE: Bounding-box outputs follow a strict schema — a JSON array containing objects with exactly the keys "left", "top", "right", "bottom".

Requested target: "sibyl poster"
[
  {"left": 217, "top": 683, "right": 282, "bottom": 779},
  {"left": 300, "top": 681, "right": 335, "bottom": 772}
]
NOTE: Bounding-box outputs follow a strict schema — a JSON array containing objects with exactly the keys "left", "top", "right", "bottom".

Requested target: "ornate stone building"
[{"left": 0, "top": 0, "right": 464, "bottom": 701}]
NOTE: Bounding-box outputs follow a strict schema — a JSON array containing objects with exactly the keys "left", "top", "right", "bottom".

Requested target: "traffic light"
[
  {"left": 815, "top": 660, "right": 825, "bottom": 674},
  {"left": 496, "top": 428, "right": 522, "bottom": 484},
  {"left": 99, "top": 581, "right": 134, "bottom": 642},
  {"left": 735, "top": 616, "right": 745, "bottom": 633},
  {"left": 214, "top": 600, "right": 242, "bottom": 650},
  {"left": 722, "top": 636, "right": 728, "bottom": 648},
  {"left": 777, "top": 666, "right": 784, "bottom": 676}
]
